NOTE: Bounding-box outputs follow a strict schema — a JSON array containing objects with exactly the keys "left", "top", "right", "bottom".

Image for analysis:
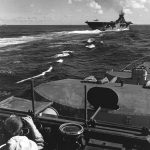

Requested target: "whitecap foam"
[
  {"left": 0, "top": 30, "right": 101, "bottom": 49},
  {"left": 17, "top": 66, "right": 53, "bottom": 83},
  {"left": 67, "top": 28, "right": 129, "bottom": 35},
  {"left": 53, "top": 53, "right": 69, "bottom": 58},
  {"left": 116, "top": 28, "right": 129, "bottom": 31},
  {"left": 0, "top": 31, "right": 72, "bottom": 49},
  {"left": 87, "top": 38, "right": 95, "bottom": 43},
  {"left": 52, "top": 51, "right": 71, "bottom": 58},
  {"left": 105, "top": 28, "right": 129, "bottom": 32},
  {"left": 52, "top": 50, "right": 74, "bottom": 59},
  {"left": 0, "top": 69, "right": 14, "bottom": 75},
  {"left": 56, "top": 59, "right": 63, "bottom": 63},
  {"left": 38, "top": 31, "right": 67, "bottom": 40},
  {"left": 0, "top": 45, "right": 23, "bottom": 53},
  {"left": 62, "top": 50, "right": 74, "bottom": 53},
  {"left": 85, "top": 44, "right": 95, "bottom": 48},
  {"left": 13, "top": 60, "right": 21, "bottom": 64},
  {"left": 0, "top": 36, "right": 38, "bottom": 48},
  {"left": 68, "top": 29, "right": 101, "bottom": 34},
  {"left": 48, "top": 45, "right": 62, "bottom": 48}
]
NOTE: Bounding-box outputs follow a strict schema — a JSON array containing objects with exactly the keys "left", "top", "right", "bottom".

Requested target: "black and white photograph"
[{"left": 1, "top": 0, "right": 150, "bottom": 149}]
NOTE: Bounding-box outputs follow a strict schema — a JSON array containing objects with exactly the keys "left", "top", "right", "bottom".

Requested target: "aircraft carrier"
[{"left": 85, "top": 10, "right": 132, "bottom": 31}]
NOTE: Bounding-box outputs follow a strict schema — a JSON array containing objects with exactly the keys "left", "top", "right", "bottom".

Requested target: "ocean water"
[{"left": 0, "top": 25, "right": 150, "bottom": 105}]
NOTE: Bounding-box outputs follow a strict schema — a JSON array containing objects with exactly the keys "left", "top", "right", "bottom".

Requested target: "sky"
[{"left": 0, "top": 0, "right": 150, "bottom": 25}]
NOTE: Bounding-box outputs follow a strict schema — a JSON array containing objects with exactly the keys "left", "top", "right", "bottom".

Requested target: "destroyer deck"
[{"left": 35, "top": 78, "right": 150, "bottom": 128}]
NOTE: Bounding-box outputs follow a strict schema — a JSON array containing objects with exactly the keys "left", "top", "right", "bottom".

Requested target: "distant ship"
[{"left": 85, "top": 11, "right": 132, "bottom": 31}]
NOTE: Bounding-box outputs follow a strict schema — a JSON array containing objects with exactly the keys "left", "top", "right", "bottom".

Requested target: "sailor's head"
[{"left": 4, "top": 115, "right": 23, "bottom": 137}]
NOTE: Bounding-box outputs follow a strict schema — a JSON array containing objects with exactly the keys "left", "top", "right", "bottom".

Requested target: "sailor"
[{"left": 0, "top": 115, "right": 44, "bottom": 150}]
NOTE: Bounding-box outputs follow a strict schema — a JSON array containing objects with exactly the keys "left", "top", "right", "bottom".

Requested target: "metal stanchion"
[
  {"left": 84, "top": 85, "right": 88, "bottom": 126},
  {"left": 31, "top": 79, "right": 35, "bottom": 117}
]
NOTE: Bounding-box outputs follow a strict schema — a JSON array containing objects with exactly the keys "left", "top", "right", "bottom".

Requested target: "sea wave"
[
  {"left": 0, "top": 29, "right": 101, "bottom": 49},
  {"left": 52, "top": 51, "right": 74, "bottom": 58},
  {"left": 0, "top": 91, "right": 11, "bottom": 97},
  {"left": 62, "top": 50, "right": 74, "bottom": 53},
  {"left": 105, "top": 28, "right": 129, "bottom": 32},
  {"left": 52, "top": 53, "right": 70, "bottom": 58},
  {"left": 68, "top": 29, "right": 101, "bottom": 34},
  {"left": 50, "top": 40, "right": 85, "bottom": 46},
  {"left": 0, "top": 31, "right": 76, "bottom": 48},
  {"left": 56, "top": 59, "right": 64, "bottom": 63},
  {"left": 0, "top": 45, "right": 23, "bottom": 52},
  {"left": 17, "top": 66, "right": 53, "bottom": 83},
  {"left": 48, "top": 45, "right": 62, "bottom": 48},
  {"left": 0, "top": 28, "right": 129, "bottom": 49},
  {"left": 0, "top": 69, "right": 14, "bottom": 75},
  {"left": 16, "top": 57, "right": 65, "bottom": 84},
  {"left": 67, "top": 28, "right": 129, "bottom": 34},
  {"left": 0, "top": 36, "right": 38, "bottom": 48},
  {"left": 13, "top": 60, "right": 21, "bottom": 64}
]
